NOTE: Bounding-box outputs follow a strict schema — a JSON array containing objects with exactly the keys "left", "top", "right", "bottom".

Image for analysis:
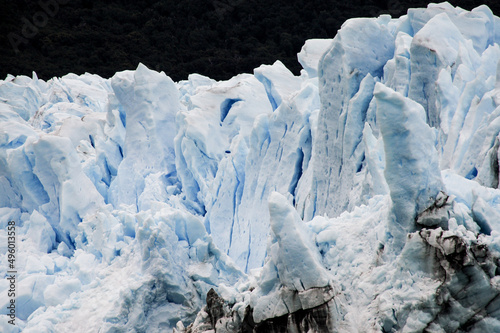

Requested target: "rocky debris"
[
  {"left": 206, "top": 288, "right": 225, "bottom": 330},
  {"left": 175, "top": 290, "right": 339, "bottom": 333},
  {"left": 411, "top": 229, "right": 500, "bottom": 332},
  {"left": 247, "top": 300, "right": 336, "bottom": 333},
  {"left": 416, "top": 191, "right": 452, "bottom": 228}
]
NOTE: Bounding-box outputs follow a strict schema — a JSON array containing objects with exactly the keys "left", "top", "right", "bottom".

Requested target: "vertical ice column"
[
  {"left": 109, "top": 64, "right": 179, "bottom": 210},
  {"left": 374, "top": 83, "right": 444, "bottom": 246},
  {"left": 30, "top": 135, "right": 105, "bottom": 248},
  {"left": 408, "top": 13, "right": 469, "bottom": 128},
  {"left": 250, "top": 192, "right": 337, "bottom": 324},
  {"left": 312, "top": 16, "right": 395, "bottom": 218}
]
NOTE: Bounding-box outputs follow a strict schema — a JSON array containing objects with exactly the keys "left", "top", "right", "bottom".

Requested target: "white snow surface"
[{"left": 2, "top": 2, "right": 500, "bottom": 332}]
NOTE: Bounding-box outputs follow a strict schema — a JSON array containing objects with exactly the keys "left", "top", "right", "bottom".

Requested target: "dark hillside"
[{"left": 1, "top": 0, "right": 499, "bottom": 81}]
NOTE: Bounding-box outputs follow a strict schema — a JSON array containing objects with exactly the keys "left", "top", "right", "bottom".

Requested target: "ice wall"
[{"left": 3, "top": 3, "right": 500, "bottom": 332}]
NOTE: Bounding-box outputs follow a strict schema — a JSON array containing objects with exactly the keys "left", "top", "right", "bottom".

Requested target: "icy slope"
[{"left": 3, "top": 2, "right": 500, "bottom": 332}]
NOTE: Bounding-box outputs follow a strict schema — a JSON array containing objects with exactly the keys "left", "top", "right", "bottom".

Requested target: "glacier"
[{"left": 3, "top": 2, "right": 500, "bottom": 332}]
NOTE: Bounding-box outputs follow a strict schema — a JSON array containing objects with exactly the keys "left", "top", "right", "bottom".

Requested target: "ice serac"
[
  {"left": 408, "top": 13, "right": 467, "bottom": 127},
  {"left": 311, "top": 15, "right": 395, "bottom": 218},
  {"left": 109, "top": 64, "right": 179, "bottom": 211},
  {"left": 408, "top": 3, "right": 498, "bottom": 54},
  {"left": 31, "top": 135, "right": 105, "bottom": 248},
  {"left": 297, "top": 39, "right": 333, "bottom": 79},
  {"left": 382, "top": 31, "right": 412, "bottom": 96},
  {"left": 175, "top": 73, "right": 272, "bottom": 218},
  {"left": 179, "top": 193, "right": 342, "bottom": 332},
  {"left": 375, "top": 83, "right": 444, "bottom": 242},
  {"left": 439, "top": 45, "right": 500, "bottom": 179},
  {"left": 194, "top": 61, "right": 317, "bottom": 271},
  {"left": 0, "top": 73, "right": 48, "bottom": 121},
  {"left": 175, "top": 72, "right": 276, "bottom": 270},
  {"left": 250, "top": 192, "right": 338, "bottom": 324},
  {"left": 267, "top": 192, "right": 328, "bottom": 289},
  {"left": 228, "top": 81, "right": 317, "bottom": 271},
  {"left": 254, "top": 60, "right": 302, "bottom": 111}
]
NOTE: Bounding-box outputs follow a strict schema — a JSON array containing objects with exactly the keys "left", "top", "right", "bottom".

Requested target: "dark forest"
[{"left": 1, "top": 0, "right": 499, "bottom": 81}]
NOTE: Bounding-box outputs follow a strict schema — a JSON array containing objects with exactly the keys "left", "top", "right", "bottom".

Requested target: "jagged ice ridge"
[{"left": 3, "top": 2, "right": 500, "bottom": 332}]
